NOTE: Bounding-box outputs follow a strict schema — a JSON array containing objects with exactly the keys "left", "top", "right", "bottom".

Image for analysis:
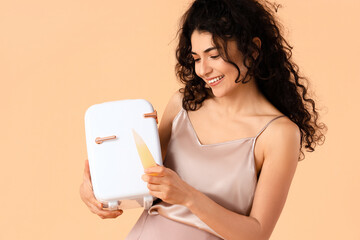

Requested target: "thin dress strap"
[{"left": 254, "top": 115, "right": 286, "bottom": 140}]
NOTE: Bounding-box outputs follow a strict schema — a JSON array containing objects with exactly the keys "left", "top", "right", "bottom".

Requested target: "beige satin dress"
[{"left": 125, "top": 108, "right": 285, "bottom": 240}]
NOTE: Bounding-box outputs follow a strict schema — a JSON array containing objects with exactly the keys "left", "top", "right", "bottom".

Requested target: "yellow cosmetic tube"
[{"left": 132, "top": 129, "right": 158, "bottom": 176}]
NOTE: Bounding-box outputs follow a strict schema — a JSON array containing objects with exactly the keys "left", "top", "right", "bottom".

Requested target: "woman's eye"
[
  {"left": 210, "top": 55, "right": 220, "bottom": 59},
  {"left": 193, "top": 55, "right": 219, "bottom": 62}
]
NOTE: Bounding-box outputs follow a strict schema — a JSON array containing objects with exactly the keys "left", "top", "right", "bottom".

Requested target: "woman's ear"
[{"left": 252, "top": 37, "right": 261, "bottom": 59}]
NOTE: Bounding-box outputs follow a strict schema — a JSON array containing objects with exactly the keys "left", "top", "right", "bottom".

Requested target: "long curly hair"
[{"left": 175, "top": 0, "right": 326, "bottom": 160}]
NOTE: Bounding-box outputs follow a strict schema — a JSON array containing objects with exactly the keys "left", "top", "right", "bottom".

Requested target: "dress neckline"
[{"left": 183, "top": 109, "right": 254, "bottom": 147}]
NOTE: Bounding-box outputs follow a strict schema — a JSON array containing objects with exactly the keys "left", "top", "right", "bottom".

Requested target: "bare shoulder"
[
  {"left": 266, "top": 116, "right": 300, "bottom": 138},
  {"left": 158, "top": 90, "right": 183, "bottom": 160},
  {"left": 261, "top": 116, "right": 301, "bottom": 161},
  {"left": 161, "top": 90, "right": 183, "bottom": 124}
]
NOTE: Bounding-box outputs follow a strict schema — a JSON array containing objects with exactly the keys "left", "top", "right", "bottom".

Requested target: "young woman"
[{"left": 80, "top": 0, "right": 326, "bottom": 239}]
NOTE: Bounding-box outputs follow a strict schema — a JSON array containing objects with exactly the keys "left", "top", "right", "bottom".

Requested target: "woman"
[{"left": 80, "top": 0, "right": 326, "bottom": 239}]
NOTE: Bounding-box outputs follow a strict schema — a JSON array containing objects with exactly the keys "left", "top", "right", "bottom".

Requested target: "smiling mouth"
[{"left": 208, "top": 75, "right": 224, "bottom": 84}]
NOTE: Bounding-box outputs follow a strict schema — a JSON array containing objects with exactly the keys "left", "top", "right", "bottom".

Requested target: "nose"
[{"left": 197, "top": 59, "right": 212, "bottom": 78}]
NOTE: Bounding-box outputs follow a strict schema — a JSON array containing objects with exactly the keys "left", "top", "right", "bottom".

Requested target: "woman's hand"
[
  {"left": 142, "top": 165, "right": 196, "bottom": 207},
  {"left": 79, "top": 159, "right": 123, "bottom": 219}
]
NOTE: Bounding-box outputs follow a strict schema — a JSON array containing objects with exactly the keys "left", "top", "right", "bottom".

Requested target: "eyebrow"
[{"left": 191, "top": 47, "right": 218, "bottom": 55}]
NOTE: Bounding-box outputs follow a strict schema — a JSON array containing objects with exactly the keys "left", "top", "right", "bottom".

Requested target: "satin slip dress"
[{"left": 125, "top": 107, "right": 285, "bottom": 240}]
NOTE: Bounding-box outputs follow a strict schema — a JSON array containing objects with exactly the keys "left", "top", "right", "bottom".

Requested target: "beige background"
[{"left": 1, "top": 0, "right": 359, "bottom": 239}]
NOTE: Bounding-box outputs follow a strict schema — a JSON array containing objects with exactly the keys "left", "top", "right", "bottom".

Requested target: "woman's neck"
[{"left": 209, "top": 78, "right": 269, "bottom": 118}]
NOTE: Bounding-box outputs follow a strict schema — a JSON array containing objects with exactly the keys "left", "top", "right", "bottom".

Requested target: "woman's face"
[{"left": 190, "top": 30, "right": 248, "bottom": 98}]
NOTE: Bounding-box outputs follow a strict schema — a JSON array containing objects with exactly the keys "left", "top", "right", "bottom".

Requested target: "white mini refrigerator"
[{"left": 84, "top": 99, "right": 162, "bottom": 210}]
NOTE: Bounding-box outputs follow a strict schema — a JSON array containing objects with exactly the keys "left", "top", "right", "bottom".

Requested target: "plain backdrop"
[{"left": 1, "top": 0, "right": 359, "bottom": 239}]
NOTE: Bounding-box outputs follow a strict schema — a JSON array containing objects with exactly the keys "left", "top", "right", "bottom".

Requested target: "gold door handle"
[{"left": 95, "top": 135, "right": 117, "bottom": 144}]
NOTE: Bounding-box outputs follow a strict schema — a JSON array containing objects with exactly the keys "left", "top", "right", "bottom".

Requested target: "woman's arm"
[{"left": 184, "top": 119, "right": 301, "bottom": 240}]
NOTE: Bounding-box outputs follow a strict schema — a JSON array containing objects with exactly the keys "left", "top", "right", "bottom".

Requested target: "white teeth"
[{"left": 209, "top": 75, "right": 224, "bottom": 84}]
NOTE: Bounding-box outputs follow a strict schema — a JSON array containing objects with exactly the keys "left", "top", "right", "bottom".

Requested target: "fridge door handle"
[
  {"left": 144, "top": 110, "right": 158, "bottom": 124},
  {"left": 95, "top": 135, "right": 117, "bottom": 144}
]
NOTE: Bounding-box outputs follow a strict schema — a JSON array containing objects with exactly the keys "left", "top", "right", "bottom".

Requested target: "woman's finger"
[
  {"left": 142, "top": 174, "right": 164, "bottom": 184},
  {"left": 88, "top": 203, "right": 123, "bottom": 219},
  {"left": 144, "top": 165, "right": 167, "bottom": 175},
  {"left": 147, "top": 183, "right": 163, "bottom": 191},
  {"left": 83, "top": 188, "right": 123, "bottom": 218}
]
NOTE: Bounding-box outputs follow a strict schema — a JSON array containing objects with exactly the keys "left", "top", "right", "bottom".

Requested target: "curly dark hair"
[{"left": 175, "top": 0, "right": 326, "bottom": 160}]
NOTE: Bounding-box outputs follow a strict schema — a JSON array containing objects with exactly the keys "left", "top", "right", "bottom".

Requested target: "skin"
[{"left": 80, "top": 30, "right": 301, "bottom": 239}]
